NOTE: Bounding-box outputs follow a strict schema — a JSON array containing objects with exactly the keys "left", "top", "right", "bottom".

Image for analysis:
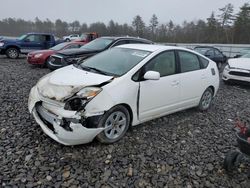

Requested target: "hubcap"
[
  {"left": 104, "top": 111, "right": 127, "bottom": 139},
  {"left": 201, "top": 91, "right": 212, "bottom": 109},
  {"left": 9, "top": 49, "right": 17, "bottom": 58}
]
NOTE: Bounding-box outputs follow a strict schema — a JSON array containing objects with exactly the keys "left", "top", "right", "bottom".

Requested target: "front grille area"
[
  {"left": 36, "top": 103, "right": 57, "bottom": 133},
  {"left": 37, "top": 110, "right": 55, "bottom": 133},
  {"left": 229, "top": 71, "right": 250, "bottom": 77},
  {"left": 50, "top": 56, "right": 62, "bottom": 65}
]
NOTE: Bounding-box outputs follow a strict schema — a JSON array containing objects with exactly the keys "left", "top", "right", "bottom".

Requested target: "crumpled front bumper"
[{"left": 28, "top": 86, "right": 105, "bottom": 145}]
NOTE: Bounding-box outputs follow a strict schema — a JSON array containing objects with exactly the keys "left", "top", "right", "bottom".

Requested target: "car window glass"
[
  {"left": 214, "top": 49, "right": 223, "bottom": 57},
  {"left": 81, "top": 38, "right": 114, "bottom": 50},
  {"left": 199, "top": 56, "right": 209, "bottom": 68},
  {"left": 66, "top": 44, "right": 80, "bottom": 49},
  {"left": 81, "top": 48, "right": 151, "bottom": 76},
  {"left": 179, "top": 51, "right": 201, "bottom": 73},
  {"left": 112, "top": 40, "right": 128, "bottom": 47},
  {"left": 205, "top": 49, "right": 214, "bottom": 57},
  {"left": 144, "top": 51, "right": 176, "bottom": 77},
  {"left": 25, "top": 35, "right": 35, "bottom": 42},
  {"left": 128, "top": 40, "right": 148, "bottom": 44}
]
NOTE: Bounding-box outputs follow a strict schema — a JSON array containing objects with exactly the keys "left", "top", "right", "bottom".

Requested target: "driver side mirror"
[{"left": 144, "top": 71, "right": 160, "bottom": 80}]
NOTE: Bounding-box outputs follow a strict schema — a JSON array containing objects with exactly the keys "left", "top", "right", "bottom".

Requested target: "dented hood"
[{"left": 37, "top": 65, "right": 113, "bottom": 101}]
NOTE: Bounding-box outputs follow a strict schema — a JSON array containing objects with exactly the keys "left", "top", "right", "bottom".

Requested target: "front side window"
[
  {"left": 79, "top": 48, "right": 151, "bottom": 76},
  {"left": 144, "top": 51, "right": 176, "bottom": 77},
  {"left": 179, "top": 51, "right": 201, "bottom": 73}
]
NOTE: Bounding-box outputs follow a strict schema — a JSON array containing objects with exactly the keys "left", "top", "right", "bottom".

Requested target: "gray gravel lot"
[{"left": 0, "top": 57, "right": 250, "bottom": 187}]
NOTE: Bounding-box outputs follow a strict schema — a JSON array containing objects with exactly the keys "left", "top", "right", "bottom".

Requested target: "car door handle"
[{"left": 171, "top": 80, "right": 179, "bottom": 86}]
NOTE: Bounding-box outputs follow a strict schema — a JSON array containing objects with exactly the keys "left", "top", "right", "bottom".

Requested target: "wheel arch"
[
  {"left": 115, "top": 103, "right": 134, "bottom": 126},
  {"left": 6, "top": 45, "right": 20, "bottom": 51},
  {"left": 208, "top": 85, "right": 215, "bottom": 96}
]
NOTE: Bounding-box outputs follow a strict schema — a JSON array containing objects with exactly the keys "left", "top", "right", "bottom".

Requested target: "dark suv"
[
  {"left": 47, "top": 36, "right": 153, "bottom": 70},
  {"left": 194, "top": 46, "right": 227, "bottom": 70}
]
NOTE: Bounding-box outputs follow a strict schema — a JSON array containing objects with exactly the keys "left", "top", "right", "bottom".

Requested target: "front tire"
[
  {"left": 6, "top": 48, "right": 19, "bottom": 59},
  {"left": 96, "top": 105, "right": 130, "bottom": 144},
  {"left": 198, "top": 88, "right": 213, "bottom": 111},
  {"left": 65, "top": 38, "right": 70, "bottom": 42}
]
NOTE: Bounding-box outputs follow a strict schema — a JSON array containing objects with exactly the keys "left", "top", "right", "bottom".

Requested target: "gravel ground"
[{"left": 0, "top": 56, "right": 250, "bottom": 188}]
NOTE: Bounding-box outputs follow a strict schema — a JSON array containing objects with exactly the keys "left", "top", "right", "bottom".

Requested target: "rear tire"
[
  {"left": 198, "top": 88, "right": 213, "bottom": 111},
  {"left": 6, "top": 48, "right": 19, "bottom": 59},
  {"left": 96, "top": 105, "right": 130, "bottom": 144}
]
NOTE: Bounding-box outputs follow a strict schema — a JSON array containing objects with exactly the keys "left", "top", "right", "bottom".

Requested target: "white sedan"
[
  {"left": 223, "top": 53, "right": 250, "bottom": 84},
  {"left": 28, "top": 44, "right": 219, "bottom": 145}
]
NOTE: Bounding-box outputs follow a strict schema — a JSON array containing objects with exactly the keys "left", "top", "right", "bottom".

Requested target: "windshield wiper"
[
  {"left": 87, "top": 67, "right": 111, "bottom": 75},
  {"left": 80, "top": 65, "right": 111, "bottom": 76}
]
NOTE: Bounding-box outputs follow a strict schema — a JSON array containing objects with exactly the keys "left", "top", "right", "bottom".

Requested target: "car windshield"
[
  {"left": 79, "top": 47, "right": 151, "bottom": 76},
  {"left": 19, "top": 34, "right": 27, "bottom": 40},
  {"left": 241, "top": 53, "right": 250, "bottom": 58},
  {"left": 194, "top": 48, "right": 211, "bottom": 55},
  {"left": 50, "top": 42, "right": 69, "bottom": 50},
  {"left": 81, "top": 38, "right": 113, "bottom": 51}
]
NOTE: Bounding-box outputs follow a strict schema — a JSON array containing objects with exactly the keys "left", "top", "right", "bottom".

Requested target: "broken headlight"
[{"left": 64, "top": 87, "right": 102, "bottom": 111}]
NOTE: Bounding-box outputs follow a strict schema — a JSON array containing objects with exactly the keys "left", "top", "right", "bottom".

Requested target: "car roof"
[
  {"left": 100, "top": 36, "right": 152, "bottom": 43},
  {"left": 27, "top": 32, "right": 54, "bottom": 35},
  {"left": 194, "top": 46, "right": 220, "bottom": 50},
  {"left": 116, "top": 44, "right": 191, "bottom": 53}
]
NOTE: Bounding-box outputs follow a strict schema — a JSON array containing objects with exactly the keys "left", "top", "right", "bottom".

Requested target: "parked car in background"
[
  {"left": 0, "top": 33, "right": 63, "bottom": 59},
  {"left": 63, "top": 34, "right": 80, "bottom": 42},
  {"left": 28, "top": 44, "right": 219, "bottom": 145},
  {"left": 47, "top": 36, "right": 153, "bottom": 70},
  {"left": 194, "top": 46, "right": 227, "bottom": 70},
  {"left": 223, "top": 53, "right": 250, "bottom": 84},
  {"left": 234, "top": 48, "right": 250, "bottom": 58},
  {"left": 27, "top": 41, "right": 85, "bottom": 67},
  {"left": 75, "top": 32, "right": 99, "bottom": 43}
]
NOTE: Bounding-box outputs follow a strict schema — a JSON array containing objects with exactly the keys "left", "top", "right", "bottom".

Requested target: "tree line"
[{"left": 1, "top": 3, "right": 250, "bottom": 44}]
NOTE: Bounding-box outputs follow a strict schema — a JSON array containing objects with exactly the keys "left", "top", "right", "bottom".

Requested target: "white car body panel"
[
  {"left": 28, "top": 44, "right": 219, "bottom": 145},
  {"left": 139, "top": 74, "right": 180, "bottom": 121}
]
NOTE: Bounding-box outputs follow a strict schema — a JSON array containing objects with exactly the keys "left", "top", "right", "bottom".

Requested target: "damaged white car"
[{"left": 28, "top": 44, "right": 219, "bottom": 145}]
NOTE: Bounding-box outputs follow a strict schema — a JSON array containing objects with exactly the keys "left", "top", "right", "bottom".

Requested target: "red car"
[{"left": 27, "top": 41, "right": 85, "bottom": 67}]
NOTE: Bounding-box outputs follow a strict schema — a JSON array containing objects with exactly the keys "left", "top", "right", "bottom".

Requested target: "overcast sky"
[{"left": 0, "top": 0, "right": 247, "bottom": 25}]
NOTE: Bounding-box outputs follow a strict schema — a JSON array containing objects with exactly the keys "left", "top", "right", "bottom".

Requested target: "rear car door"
[
  {"left": 177, "top": 50, "right": 208, "bottom": 107},
  {"left": 138, "top": 50, "right": 180, "bottom": 121}
]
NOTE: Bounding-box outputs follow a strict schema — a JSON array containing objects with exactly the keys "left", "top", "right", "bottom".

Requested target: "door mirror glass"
[{"left": 144, "top": 71, "right": 160, "bottom": 80}]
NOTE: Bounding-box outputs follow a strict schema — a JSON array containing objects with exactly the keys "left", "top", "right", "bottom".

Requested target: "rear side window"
[
  {"left": 178, "top": 51, "right": 201, "bottom": 73},
  {"left": 199, "top": 56, "right": 209, "bottom": 68}
]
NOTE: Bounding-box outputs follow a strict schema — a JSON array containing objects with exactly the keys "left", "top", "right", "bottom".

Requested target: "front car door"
[
  {"left": 138, "top": 50, "right": 180, "bottom": 121},
  {"left": 21, "top": 34, "right": 44, "bottom": 53}
]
